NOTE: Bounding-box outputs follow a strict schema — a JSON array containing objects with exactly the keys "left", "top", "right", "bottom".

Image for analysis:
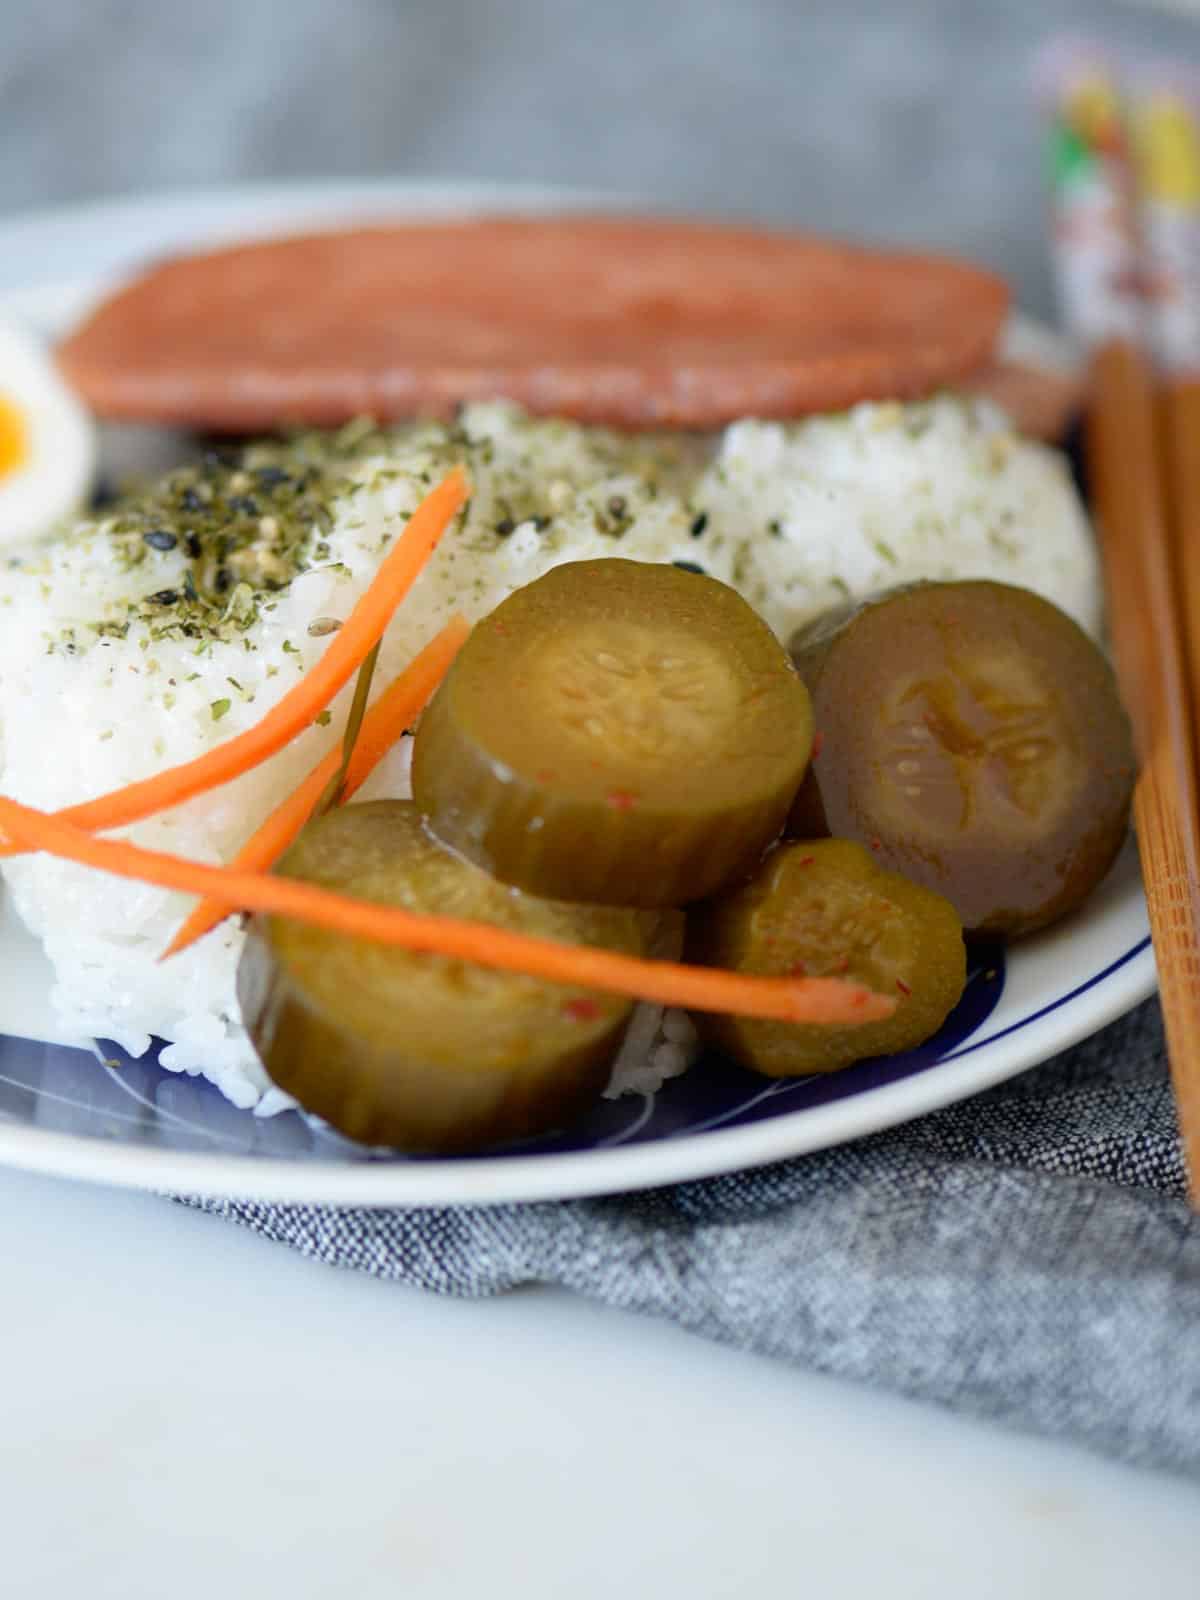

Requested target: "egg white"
[{"left": 0, "top": 318, "right": 95, "bottom": 546}]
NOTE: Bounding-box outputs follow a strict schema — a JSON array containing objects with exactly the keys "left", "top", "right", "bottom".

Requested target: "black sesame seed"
[
  {"left": 185, "top": 533, "right": 202, "bottom": 559},
  {"left": 214, "top": 567, "right": 232, "bottom": 593},
  {"left": 89, "top": 477, "right": 120, "bottom": 511},
  {"left": 495, "top": 518, "right": 516, "bottom": 537},
  {"left": 672, "top": 560, "right": 706, "bottom": 575},
  {"left": 183, "top": 570, "right": 198, "bottom": 602},
  {"left": 148, "top": 588, "right": 180, "bottom": 606},
  {"left": 181, "top": 488, "right": 205, "bottom": 513},
  {"left": 689, "top": 511, "right": 708, "bottom": 538},
  {"left": 255, "top": 466, "right": 292, "bottom": 489},
  {"left": 227, "top": 495, "right": 260, "bottom": 517},
  {"left": 142, "top": 529, "right": 178, "bottom": 552}
]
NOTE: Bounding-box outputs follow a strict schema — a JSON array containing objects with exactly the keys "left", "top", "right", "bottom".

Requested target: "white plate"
[{"left": 0, "top": 179, "right": 1155, "bottom": 1206}]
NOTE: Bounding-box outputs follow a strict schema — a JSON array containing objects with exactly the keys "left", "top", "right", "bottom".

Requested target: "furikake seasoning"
[{"left": 92, "top": 434, "right": 367, "bottom": 648}]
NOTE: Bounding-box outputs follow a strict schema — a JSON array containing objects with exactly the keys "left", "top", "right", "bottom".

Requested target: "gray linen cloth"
[{"left": 189, "top": 998, "right": 1200, "bottom": 1479}]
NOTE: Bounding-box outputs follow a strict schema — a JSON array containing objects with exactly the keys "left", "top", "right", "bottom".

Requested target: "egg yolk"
[{"left": 0, "top": 394, "right": 29, "bottom": 480}]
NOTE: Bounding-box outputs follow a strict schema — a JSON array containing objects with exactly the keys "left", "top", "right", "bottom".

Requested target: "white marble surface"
[{"left": 1, "top": 1164, "right": 1194, "bottom": 1598}]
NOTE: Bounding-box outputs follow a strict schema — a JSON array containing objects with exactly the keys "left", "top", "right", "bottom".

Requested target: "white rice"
[
  {"left": 694, "top": 396, "right": 1101, "bottom": 640},
  {"left": 0, "top": 396, "right": 1101, "bottom": 1112}
]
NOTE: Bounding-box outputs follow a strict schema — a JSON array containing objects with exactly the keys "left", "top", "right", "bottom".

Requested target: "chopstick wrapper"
[
  {"left": 1039, "top": 44, "right": 1146, "bottom": 347},
  {"left": 1131, "top": 71, "right": 1200, "bottom": 373}
]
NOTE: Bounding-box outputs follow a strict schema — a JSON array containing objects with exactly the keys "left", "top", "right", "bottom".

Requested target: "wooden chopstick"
[
  {"left": 1087, "top": 340, "right": 1200, "bottom": 1200},
  {"left": 1160, "top": 377, "right": 1200, "bottom": 749}
]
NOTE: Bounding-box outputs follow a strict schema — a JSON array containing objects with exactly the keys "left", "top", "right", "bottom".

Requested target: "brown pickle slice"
[
  {"left": 788, "top": 581, "right": 1135, "bottom": 936},
  {"left": 686, "top": 838, "right": 966, "bottom": 1075},
  {"left": 411, "top": 558, "right": 813, "bottom": 907},
  {"left": 237, "top": 800, "right": 679, "bottom": 1153}
]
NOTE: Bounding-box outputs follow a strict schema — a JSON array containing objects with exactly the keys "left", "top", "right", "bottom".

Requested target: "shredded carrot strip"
[
  {"left": 0, "top": 467, "right": 470, "bottom": 859},
  {"left": 0, "top": 797, "right": 894, "bottom": 1025},
  {"left": 161, "top": 614, "right": 471, "bottom": 958}
]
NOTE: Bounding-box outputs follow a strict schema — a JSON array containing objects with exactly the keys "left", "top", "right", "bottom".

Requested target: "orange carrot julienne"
[
  {"left": 0, "top": 796, "right": 895, "bottom": 1026},
  {"left": 161, "top": 612, "right": 471, "bottom": 958},
  {"left": 0, "top": 466, "right": 470, "bottom": 859}
]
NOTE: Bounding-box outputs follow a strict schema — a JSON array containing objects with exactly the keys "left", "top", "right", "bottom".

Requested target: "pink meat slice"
[{"left": 57, "top": 216, "right": 1010, "bottom": 431}]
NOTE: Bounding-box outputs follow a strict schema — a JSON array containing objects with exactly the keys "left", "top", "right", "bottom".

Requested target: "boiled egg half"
[{"left": 0, "top": 318, "right": 95, "bottom": 546}]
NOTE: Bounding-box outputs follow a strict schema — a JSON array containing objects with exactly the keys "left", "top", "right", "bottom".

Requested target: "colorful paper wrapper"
[
  {"left": 1036, "top": 41, "right": 1145, "bottom": 349},
  {"left": 1129, "top": 69, "right": 1200, "bottom": 372}
]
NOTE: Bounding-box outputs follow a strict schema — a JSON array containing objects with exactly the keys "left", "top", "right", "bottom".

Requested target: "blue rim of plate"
[
  {"left": 0, "top": 178, "right": 1158, "bottom": 1205},
  {"left": 39, "top": 940, "right": 1012, "bottom": 1162},
  {"left": 0, "top": 929, "right": 1155, "bottom": 1204}
]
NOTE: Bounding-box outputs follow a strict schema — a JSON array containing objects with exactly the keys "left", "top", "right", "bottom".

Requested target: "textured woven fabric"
[{"left": 187, "top": 998, "right": 1200, "bottom": 1478}]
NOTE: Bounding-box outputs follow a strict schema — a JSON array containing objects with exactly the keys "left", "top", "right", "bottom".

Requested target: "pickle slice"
[
  {"left": 686, "top": 838, "right": 966, "bottom": 1075},
  {"left": 412, "top": 558, "right": 813, "bottom": 906},
  {"left": 237, "top": 800, "right": 677, "bottom": 1152},
  {"left": 788, "top": 581, "right": 1135, "bottom": 936}
]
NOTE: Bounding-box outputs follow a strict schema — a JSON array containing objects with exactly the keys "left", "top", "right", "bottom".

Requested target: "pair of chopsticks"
[
  {"left": 1043, "top": 46, "right": 1200, "bottom": 1197},
  {"left": 1089, "top": 346, "right": 1200, "bottom": 1200}
]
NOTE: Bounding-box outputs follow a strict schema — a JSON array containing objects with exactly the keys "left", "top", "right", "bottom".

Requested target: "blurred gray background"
[{"left": 1, "top": 0, "right": 1196, "bottom": 318}]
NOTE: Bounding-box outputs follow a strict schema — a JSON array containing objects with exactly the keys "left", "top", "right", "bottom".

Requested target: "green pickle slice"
[
  {"left": 686, "top": 838, "right": 966, "bottom": 1075},
  {"left": 788, "top": 581, "right": 1135, "bottom": 936},
  {"left": 412, "top": 558, "right": 813, "bottom": 907},
  {"left": 237, "top": 800, "right": 680, "bottom": 1152}
]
